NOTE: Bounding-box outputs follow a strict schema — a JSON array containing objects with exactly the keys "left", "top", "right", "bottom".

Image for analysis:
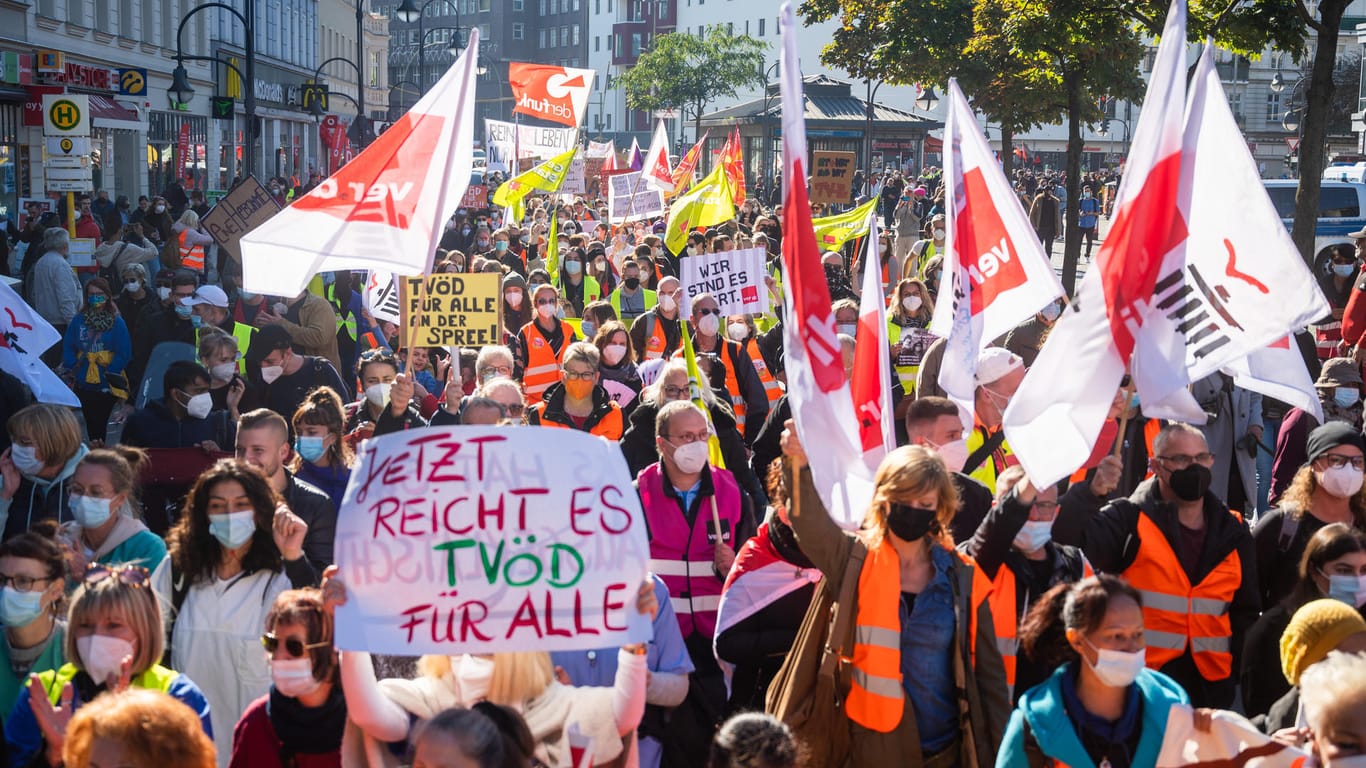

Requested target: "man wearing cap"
[
  {"left": 184, "top": 284, "right": 256, "bottom": 374},
  {"left": 965, "top": 348, "right": 1026, "bottom": 489},
  {"left": 1054, "top": 421, "right": 1260, "bottom": 709},
  {"left": 1270, "top": 357, "right": 1364, "bottom": 501},
  {"left": 513, "top": 283, "right": 579, "bottom": 406},
  {"left": 1254, "top": 422, "right": 1366, "bottom": 607}
]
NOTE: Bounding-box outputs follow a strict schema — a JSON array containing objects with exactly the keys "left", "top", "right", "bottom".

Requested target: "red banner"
[
  {"left": 177, "top": 123, "right": 191, "bottom": 173},
  {"left": 507, "top": 63, "right": 594, "bottom": 128}
]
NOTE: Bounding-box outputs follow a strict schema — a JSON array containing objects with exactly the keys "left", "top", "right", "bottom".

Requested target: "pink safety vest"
[{"left": 638, "top": 462, "right": 742, "bottom": 639}]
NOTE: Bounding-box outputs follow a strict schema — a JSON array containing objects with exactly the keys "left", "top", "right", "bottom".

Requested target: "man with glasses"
[
  {"left": 1052, "top": 422, "right": 1259, "bottom": 709},
  {"left": 630, "top": 276, "right": 684, "bottom": 361},
  {"left": 512, "top": 283, "right": 579, "bottom": 406},
  {"left": 684, "top": 293, "right": 768, "bottom": 444},
  {"left": 636, "top": 400, "right": 755, "bottom": 767}
]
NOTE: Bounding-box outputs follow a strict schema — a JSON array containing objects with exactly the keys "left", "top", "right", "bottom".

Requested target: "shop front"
[{"left": 213, "top": 48, "right": 319, "bottom": 186}]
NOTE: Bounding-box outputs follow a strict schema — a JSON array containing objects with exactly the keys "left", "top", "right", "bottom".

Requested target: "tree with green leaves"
[{"left": 615, "top": 27, "right": 768, "bottom": 143}]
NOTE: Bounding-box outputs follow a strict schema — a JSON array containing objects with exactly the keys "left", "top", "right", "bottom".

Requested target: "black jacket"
[{"left": 284, "top": 470, "right": 337, "bottom": 576}]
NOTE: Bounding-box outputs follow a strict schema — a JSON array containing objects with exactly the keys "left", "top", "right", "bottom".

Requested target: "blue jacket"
[
  {"left": 996, "top": 665, "right": 1188, "bottom": 768},
  {"left": 61, "top": 312, "right": 131, "bottom": 392}
]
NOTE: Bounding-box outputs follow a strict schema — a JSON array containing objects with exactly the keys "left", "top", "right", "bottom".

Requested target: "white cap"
[
  {"left": 976, "top": 347, "right": 1023, "bottom": 386},
  {"left": 181, "top": 284, "right": 229, "bottom": 309}
]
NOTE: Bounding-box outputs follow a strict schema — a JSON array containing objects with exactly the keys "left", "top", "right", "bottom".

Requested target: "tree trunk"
[
  {"left": 1000, "top": 124, "right": 1015, "bottom": 180},
  {"left": 1291, "top": 0, "right": 1348, "bottom": 265},
  {"left": 1061, "top": 70, "right": 1084, "bottom": 296}
]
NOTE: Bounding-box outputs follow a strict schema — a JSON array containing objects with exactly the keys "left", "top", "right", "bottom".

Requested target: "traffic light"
[
  {"left": 347, "top": 116, "right": 373, "bottom": 146},
  {"left": 211, "top": 97, "right": 234, "bottom": 121}
]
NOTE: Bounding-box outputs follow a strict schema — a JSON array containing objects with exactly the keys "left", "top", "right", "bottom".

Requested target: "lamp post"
[
  {"left": 393, "top": 0, "right": 466, "bottom": 93},
  {"left": 309, "top": 57, "right": 365, "bottom": 121},
  {"left": 760, "top": 61, "right": 779, "bottom": 199},
  {"left": 1096, "top": 117, "right": 1130, "bottom": 170},
  {"left": 1277, "top": 73, "right": 1309, "bottom": 178},
  {"left": 593, "top": 74, "right": 613, "bottom": 141},
  {"left": 355, "top": 0, "right": 367, "bottom": 136},
  {"left": 172, "top": 0, "right": 257, "bottom": 179},
  {"left": 864, "top": 78, "right": 884, "bottom": 183}
]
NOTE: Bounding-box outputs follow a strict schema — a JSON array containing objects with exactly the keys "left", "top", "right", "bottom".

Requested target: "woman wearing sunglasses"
[
  {"left": 4, "top": 563, "right": 212, "bottom": 767},
  {"left": 230, "top": 588, "right": 344, "bottom": 768},
  {"left": 0, "top": 529, "right": 68, "bottom": 715},
  {"left": 152, "top": 458, "right": 316, "bottom": 762}
]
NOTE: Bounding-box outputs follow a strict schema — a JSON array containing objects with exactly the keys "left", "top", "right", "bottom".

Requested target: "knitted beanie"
[{"left": 1280, "top": 598, "right": 1366, "bottom": 685}]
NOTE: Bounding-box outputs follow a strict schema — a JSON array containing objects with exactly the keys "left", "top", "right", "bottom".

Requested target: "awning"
[
  {"left": 89, "top": 95, "right": 145, "bottom": 131},
  {"left": 924, "top": 135, "right": 943, "bottom": 151}
]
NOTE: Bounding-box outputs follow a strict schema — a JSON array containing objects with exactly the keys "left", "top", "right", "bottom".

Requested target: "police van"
[{"left": 1263, "top": 178, "right": 1366, "bottom": 268}]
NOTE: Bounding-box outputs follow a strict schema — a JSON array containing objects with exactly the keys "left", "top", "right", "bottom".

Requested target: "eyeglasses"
[
  {"left": 695, "top": 307, "right": 721, "bottom": 317},
  {"left": 499, "top": 402, "right": 525, "bottom": 416},
  {"left": 0, "top": 572, "right": 56, "bottom": 592},
  {"left": 1320, "top": 453, "right": 1366, "bottom": 470},
  {"left": 261, "top": 632, "right": 330, "bottom": 658},
  {"left": 563, "top": 369, "right": 596, "bottom": 381},
  {"left": 83, "top": 564, "right": 151, "bottom": 589},
  {"left": 665, "top": 432, "right": 710, "bottom": 445},
  {"left": 483, "top": 364, "right": 512, "bottom": 377},
  {"left": 1155, "top": 453, "right": 1215, "bottom": 470},
  {"left": 663, "top": 386, "right": 690, "bottom": 399},
  {"left": 1030, "top": 500, "right": 1060, "bottom": 513},
  {"left": 536, "top": 298, "right": 558, "bottom": 307}
]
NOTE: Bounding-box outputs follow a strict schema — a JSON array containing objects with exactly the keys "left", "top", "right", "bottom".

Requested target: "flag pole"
[{"left": 1112, "top": 381, "right": 1135, "bottom": 457}]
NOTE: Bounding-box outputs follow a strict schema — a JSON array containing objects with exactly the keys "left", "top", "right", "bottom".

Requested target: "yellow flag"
[
  {"left": 545, "top": 209, "right": 559, "bottom": 282},
  {"left": 664, "top": 162, "right": 735, "bottom": 254},
  {"left": 680, "top": 320, "right": 726, "bottom": 469},
  {"left": 811, "top": 198, "right": 878, "bottom": 251},
  {"left": 491, "top": 147, "right": 577, "bottom": 211}
]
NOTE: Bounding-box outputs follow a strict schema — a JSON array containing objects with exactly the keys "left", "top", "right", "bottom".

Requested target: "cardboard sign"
[
  {"left": 332, "top": 426, "right": 653, "bottom": 655},
  {"left": 607, "top": 171, "right": 665, "bottom": 224},
  {"left": 400, "top": 272, "right": 503, "bottom": 348},
  {"left": 561, "top": 157, "right": 587, "bottom": 195},
  {"left": 201, "top": 176, "right": 282, "bottom": 262},
  {"left": 461, "top": 184, "right": 489, "bottom": 210},
  {"left": 811, "top": 151, "right": 857, "bottom": 205},
  {"left": 679, "top": 246, "right": 770, "bottom": 317}
]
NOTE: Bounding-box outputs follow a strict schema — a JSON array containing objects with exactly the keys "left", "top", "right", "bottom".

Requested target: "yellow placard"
[{"left": 400, "top": 273, "right": 503, "bottom": 349}]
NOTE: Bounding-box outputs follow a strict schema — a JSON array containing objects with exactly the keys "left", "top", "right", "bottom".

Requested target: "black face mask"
[
  {"left": 624, "top": 277, "right": 640, "bottom": 290},
  {"left": 885, "top": 503, "right": 939, "bottom": 542},
  {"left": 1167, "top": 464, "right": 1211, "bottom": 502}
]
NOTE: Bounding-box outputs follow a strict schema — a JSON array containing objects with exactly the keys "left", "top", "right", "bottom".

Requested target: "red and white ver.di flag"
[
  {"left": 778, "top": 1, "right": 874, "bottom": 528},
  {"left": 852, "top": 206, "right": 895, "bottom": 458},
  {"left": 642, "top": 120, "right": 675, "bottom": 193},
  {"left": 1222, "top": 337, "right": 1323, "bottom": 425},
  {"left": 929, "top": 79, "right": 1063, "bottom": 427},
  {"left": 239, "top": 30, "right": 481, "bottom": 296},
  {"left": 0, "top": 282, "right": 78, "bottom": 407}
]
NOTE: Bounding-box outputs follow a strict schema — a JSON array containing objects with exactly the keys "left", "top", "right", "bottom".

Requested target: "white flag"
[
  {"left": 930, "top": 79, "right": 1063, "bottom": 426},
  {"left": 0, "top": 282, "right": 78, "bottom": 407},
  {"left": 240, "top": 30, "right": 481, "bottom": 296},
  {"left": 1003, "top": 0, "right": 1189, "bottom": 487},
  {"left": 1222, "top": 337, "right": 1323, "bottom": 425},
  {"left": 364, "top": 271, "right": 401, "bottom": 324},
  {"left": 642, "top": 120, "right": 675, "bottom": 193}
]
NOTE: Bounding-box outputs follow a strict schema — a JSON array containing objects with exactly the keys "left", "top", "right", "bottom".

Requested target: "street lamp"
[
  {"left": 172, "top": 0, "right": 258, "bottom": 179},
  {"left": 393, "top": 0, "right": 467, "bottom": 91},
  {"left": 915, "top": 86, "right": 939, "bottom": 113},
  {"left": 1270, "top": 70, "right": 1286, "bottom": 93},
  {"left": 311, "top": 56, "right": 371, "bottom": 139}
]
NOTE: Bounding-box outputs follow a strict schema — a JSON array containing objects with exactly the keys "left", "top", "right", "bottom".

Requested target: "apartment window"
[
  {"left": 595, "top": 35, "right": 600, "bottom": 51},
  {"left": 606, "top": 113, "right": 612, "bottom": 128},
  {"left": 758, "top": 17, "right": 764, "bottom": 35},
  {"left": 572, "top": 24, "right": 579, "bottom": 45},
  {"left": 1229, "top": 91, "right": 1243, "bottom": 120},
  {"left": 1266, "top": 91, "right": 1282, "bottom": 122},
  {"left": 607, "top": 0, "right": 612, "bottom": 11},
  {"left": 595, "top": 0, "right": 600, "bottom": 11},
  {"left": 540, "top": 0, "right": 546, "bottom": 12},
  {"left": 631, "top": 32, "right": 641, "bottom": 55},
  {"left": 513, "top": 0, "right": 523, "bottom": 8},
  {"left": 369, "top": 50, "right": 381, "bottom": 86},
  {"left": 479, "top": 0, "right": 490, "bottom": 10},
  {"left": 118, "top": 0, "right": 132, "bottom": 35},
  {"left": 540, "top": 29, "right": 547, "bottom": 46},
  {"left": 573, "top": 0, "right": 580, "bottom": 9},
  {"left": 513, "top": 22, "right": 524, "bottom": 38}
]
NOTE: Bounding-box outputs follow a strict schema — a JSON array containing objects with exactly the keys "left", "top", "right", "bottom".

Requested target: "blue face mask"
[
  {"left": 70, "top": 494, "right": 114, "bottom": 529},
  {"left": 87, "top": 294, "right": 107, "bottom": 307},
  {"left": 581, "top": 321, "right": 595, "bottom": 339},
  {"left": 190, "top": 314, "right": 203, "bottom": 329},
  {"left": 174, "top": 303, "right": 193, "bottom": 319},
  {"left": 495, "top": 241, "right": 509, "bottom": 252},
  {"left": 0, "top": 586, "right": 45, "bottom": 627},
  {"left": 1335, "top": 388, "right": 1361, "bottom": 409},
  {"left": 295, "top": 436, "right": 327, "bottom": 463},
  {"left": 208, "top": 510, "right": 257, "bottom": 550}
]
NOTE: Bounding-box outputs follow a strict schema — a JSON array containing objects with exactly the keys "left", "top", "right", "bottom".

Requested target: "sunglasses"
[
  {"left": 83, "top": 564, "right": 151, "bottom": 589},
  {"left": 261, "top": 632, "right": 330, "bottom": 658}
]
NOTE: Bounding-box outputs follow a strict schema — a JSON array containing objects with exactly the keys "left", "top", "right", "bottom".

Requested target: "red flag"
[
  {"left": 852, "top": 206, "right": 894, "bottom": 456},
  {"left": 507, "top": 63, "right": 595, "bottom": 127},
  {"left": 671, "top": 130, "right": 710, "bottom": 195},
  {"left": 721, "top": 125, "right": 747, "bottom": 207}
]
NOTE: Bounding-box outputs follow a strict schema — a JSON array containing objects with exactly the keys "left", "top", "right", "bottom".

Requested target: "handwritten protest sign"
[
  {"left": 201, "top": 176, "right": 282, "bottom": 262},
  {"left": 400, "top": 272, "right": 502, "bottom": 348},
  {"left": 811, "top": 151, "right": 857, "bottom": 205},
  {"left": 485, "top": 119, "right": 578, "bottom": 173},
  {"left": 333, "top": 427, "right": 653, "bottom": 654},
  {"left": 679, "top": 246, "right": 770, "bottom": 317},
  {"left": 608, "top": 171, "right": 665, "bottom": 224},
  {"left": 561, "top": 156, "right": 587, "bottom": 194}
]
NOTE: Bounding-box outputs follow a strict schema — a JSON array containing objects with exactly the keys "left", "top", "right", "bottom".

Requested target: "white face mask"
[
  {"left": 78, "top": 634, "right": 137, "bottom": 686},
  {"left": 71, "top": 494, "right": 114, "bottom": 529},
  {"left": 505, "top": 290, "right": 523, "bottom": 308},
  {"left": 697, "top": 313, "right": 720, "bottom": 337},
  {"left": 1319, "top": 465, "right": 1365, "bottom": 499},
  {"left": 670, "top": 440, "right": 710, "bottom": 474},
  {"left": 182, "top": 391, "right": 213, "bottom": 420},
  {"left": 455, "top": 654, "right": 495, "bottom": 703},
  {"left": 157, "top": 286, "right": 172, "bottom": 301},
  {"left": 365, "top": 382, "right": 392, "bottom": 407},
  {"left": 837, "top": 323, "right": 858, "bottom": 338},
  {"left": 1083, "top": 637, "right": 1146, "bottom": 688},
  {"left": 658, "top": 294, "right": 677, "bottom": 313},
  {"left": 10, "top": 444, "right": 45, "bottom": 475},
  {"left": 928, "top": 438, "right": 969, "bottom": 474},
  {"left": 210, "top": 362, "right": 237, "bottom": 382},
  {"left": 124, "top": 281, "right": 141, "bottom": 294},
  {"left": 603, "top": 344, "right": 627, "bottom": 366},
  {"left": 727, "top": 322, "right": 749, "bottom": 342},
  {"left": 271, "top": 657, "right": 322, "bottom": 698},
  {"left": 1012, "top": 519, "right": 1054, "bottom": 553},
  {"left": 933, "top": 228, "right": 946, "bottom": 240},
  {"left": 260, "top": 364, "right": 285, "bottom": 384},
  {"left": 208, "top": 509, "right": 257, "bottom": 549},
  {"left": 537, "top": 302, "right": 557, "bottom": 320},
  {"left": 901, "top": 295, "right": 923, "bottom": 313}
]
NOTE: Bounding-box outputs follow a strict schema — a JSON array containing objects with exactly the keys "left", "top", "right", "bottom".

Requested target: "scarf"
[
  {"left": 268, "top": 683, "right": 348, "bottom": 757},
  {"left": 83, "top": 307, "right": 115, "bottom": 333}
]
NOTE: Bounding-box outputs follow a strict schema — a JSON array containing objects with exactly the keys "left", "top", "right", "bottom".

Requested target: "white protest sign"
[
  {"left": 561, "top": 156, "right": 587, "bottom": 194},
  {"left": 365, "top": 271, "right": 401, "bottom": 323},
  {"left": 333, "top": 426, "right": 653, "bottom": 655},
  {"left": 607, "top": 171, "right": 666, "bottom": 224},
  {"left": 680, "top": 246, "right": 770, "bottom": 317},
  {"left": 484, "top": 119, "right": 579, "bottom": 173}
]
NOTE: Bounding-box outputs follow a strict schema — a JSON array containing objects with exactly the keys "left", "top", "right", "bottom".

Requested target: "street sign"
[
  {"left": 46, "top": 136, "right": 90, "bottom": 156},
  {"left": 42, "top": 94, "right": 88, "bottom": 137},
  {"left": 46, "top": 156, "right": 88, "bottom": 170},
  {"left": 47, "top": 179, "right": 90, "bottom": 192},
  {"left": 45, "top": 165, "right": 92, "bottom": 181},
  {"left": 211, "top": 97, "right": 234, "bottom": 120}
]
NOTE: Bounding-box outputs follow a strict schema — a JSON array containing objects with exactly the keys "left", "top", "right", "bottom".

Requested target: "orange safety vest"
[
  {"left": 847, "top": 539, "right": 991, "bottom": 733},
  {"left": 989, "top": 556, "right": 1094, "bottom": 695},
  {"left": 744, "top": 338, "right": 782, "bottom": 406},
  {"left": 178, "top": 230, "right": 205, "bottom": 271},
  {"left": 674, "top": 337, "right": 747, "bottom": 429},
  {"left": 521, "top": 320, "right": 574, "bottom": 405},
  {"left": 528, "top": 400, "right": 624, "bottom": 439},
  {"left": 1125, "top": 510, "right": 1242, "bottom": 682},
  {"left": 641, "top": 313, "right": 673, "bottom": 360},
  {"left": 1068, "top": 418, "right": 1164, "bottom": 485}
]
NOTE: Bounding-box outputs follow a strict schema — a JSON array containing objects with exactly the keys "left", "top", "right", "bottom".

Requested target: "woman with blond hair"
[
  {"left": 323, "top": 566, "right": 654, "bottom": 768},
  {"left": 5, "top": 563, "right": 212, "bottom": 765},
  {"left": 780, "top": 435, "right": 1010, "bottom": 766},
  {"left": 173, "top": 209, "right": 214, "bottom": 275},
  {"left": 0, "top": 403, "right": 88, "bottom": 540}
]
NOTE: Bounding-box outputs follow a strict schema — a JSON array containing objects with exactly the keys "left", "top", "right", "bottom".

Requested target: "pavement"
[{"left": 1043, "top": 205, "right": 1113, "bottom": 285}]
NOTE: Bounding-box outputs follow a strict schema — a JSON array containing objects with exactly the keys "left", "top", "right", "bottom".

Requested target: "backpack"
[{"left": 765, "top": 533, "right": 867, "bottom": 767}]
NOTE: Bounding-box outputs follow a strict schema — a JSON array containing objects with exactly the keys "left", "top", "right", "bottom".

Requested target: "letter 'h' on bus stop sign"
[{"left": 42, "top": 94, "right": 89, "bottom": 137}]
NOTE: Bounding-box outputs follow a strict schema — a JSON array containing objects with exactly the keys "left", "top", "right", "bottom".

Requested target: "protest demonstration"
[{"left": 4, "top": 0, "right": 1366, "bottom": 765}]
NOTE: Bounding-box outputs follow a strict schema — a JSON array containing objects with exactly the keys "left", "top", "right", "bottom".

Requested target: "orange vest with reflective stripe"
[
  {"left": 673, "top": 338, "right": 748, "bottom": 429},
  {"left": 990, "top": 555, "right": 1094, "bottom": 695},
  {"left": 521, "top": 320, "right": 574, "bottom": 405},
  {"left": 643, "top": 316, "right": 671, "bottom": 360},
  {"left": 528, "top": 400, "right": 624, "bottom": 439},
  {"left": 178, "top": 230, "right": 205, "bottom": 271},
  {"left": 744, "top": 338, "right": 782, "bottom": 406},
  {"left": 1125, "top": 510, "right": 1242, "bottom": 682}
]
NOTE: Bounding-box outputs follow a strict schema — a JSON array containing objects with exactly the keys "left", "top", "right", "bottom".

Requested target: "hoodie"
[
  {"left": 0, "top": 444, "right": 90, "bottom": 540},
  {"left": 60, "top": 513, "right": 167, "bottom": 571},
  {"left": 997, "top": 665, "right": 1188, "bottom": 768}
]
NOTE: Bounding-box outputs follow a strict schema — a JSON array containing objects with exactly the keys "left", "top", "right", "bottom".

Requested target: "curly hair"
[
  {"left": 62, "top": 688, "right": 214, "bottom": 768},
  {"left": 1278, "top": 464, "right": 1366, "bottom": 529},
  {"left": 707, "top": 712, "right": 800, "bottom": 768},
  {"left": 167, "top": 459, "right": 283, "bottom": 587}
]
